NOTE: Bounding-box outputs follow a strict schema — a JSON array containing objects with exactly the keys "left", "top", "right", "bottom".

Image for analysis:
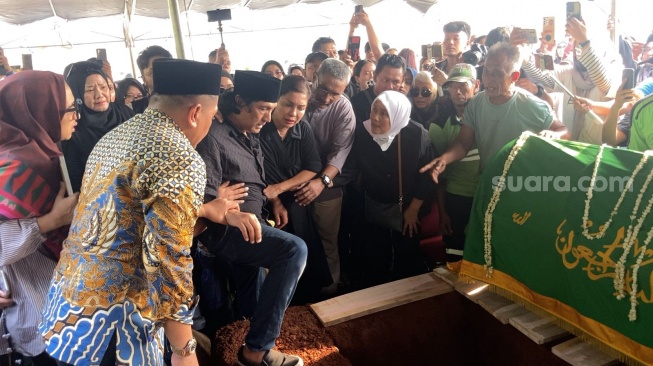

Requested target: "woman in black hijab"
[
  {"left": 63, "top": 60, "right": 134, "bottom": 192},
  {"left": 116, "top": 77, "right": 146, "bottom": 109}
]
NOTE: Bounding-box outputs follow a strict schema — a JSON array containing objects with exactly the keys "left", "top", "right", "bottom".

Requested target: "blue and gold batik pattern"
[{"left": 39, "top": 109, "right": 206, "bottom": 366}]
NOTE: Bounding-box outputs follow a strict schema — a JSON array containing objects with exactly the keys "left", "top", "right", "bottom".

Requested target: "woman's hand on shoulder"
[{"left": 37, "top": 183, "right": 79, "bottom": 234}]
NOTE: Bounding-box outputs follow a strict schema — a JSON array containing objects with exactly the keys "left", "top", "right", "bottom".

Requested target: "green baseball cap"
[{"left": 443, "top": 63, "right": 477, "bottom": 87}]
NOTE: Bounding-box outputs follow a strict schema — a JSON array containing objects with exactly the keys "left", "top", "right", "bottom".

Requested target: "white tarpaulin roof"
[
  {"left": 0, "top": 0, "right": 437, "bottom": 25},
  {"left": 0, "top": 0, "right": 649, "bottom": 78}
]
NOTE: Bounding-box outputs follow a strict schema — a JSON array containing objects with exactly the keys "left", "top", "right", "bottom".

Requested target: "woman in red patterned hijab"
[
  {"left": 0, "top": 71, "right": 80, "bottom": 364},
  {"left": 0, "top": 71, "right": 79, "bottom": 258}
]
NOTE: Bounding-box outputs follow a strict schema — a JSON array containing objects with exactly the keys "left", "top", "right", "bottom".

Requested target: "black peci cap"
[
  {"left": 153, "top": 59, "right": 222, "bottom": 95},
  {"left": 233, "top": 70, "right": 281, "bottom": 102}
]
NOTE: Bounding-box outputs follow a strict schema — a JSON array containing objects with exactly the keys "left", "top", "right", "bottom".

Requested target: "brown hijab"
[{"left": 0, "top": 71, "right": 67, "bottom": 186}]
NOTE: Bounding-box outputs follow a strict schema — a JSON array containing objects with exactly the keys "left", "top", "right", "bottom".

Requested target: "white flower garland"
[
  {"left": 484, "top": 135, "right": 653, "bottom": 321},
  {"left": 582, "top": 147, "right": 653, "bottom": 321},
  {"left": 582, "top": 146, "right": 650, "bottom": 240},
  {"left": 483, "top": 131, "right": 533, "bottom": 277},
  {"left": 613, "top": 171, "right": 653, "bottom": 301}
]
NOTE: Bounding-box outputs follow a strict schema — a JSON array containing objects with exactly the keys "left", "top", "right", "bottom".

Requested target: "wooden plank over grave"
[
  {"left": 552, "top": 338, "right": 619, "bottom": 366},
  {"left": 310, "top": 273, "right": 453, "bottom": 327}
]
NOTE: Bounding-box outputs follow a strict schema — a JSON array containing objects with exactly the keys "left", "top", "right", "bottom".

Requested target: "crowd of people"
[{"left": 1, "top": 7, "right": 653, "bottom": 366}]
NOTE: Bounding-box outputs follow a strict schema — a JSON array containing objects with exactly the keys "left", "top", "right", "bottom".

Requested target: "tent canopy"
[{"left": 0, "top": 0, "right": 437, "bottom": 25}]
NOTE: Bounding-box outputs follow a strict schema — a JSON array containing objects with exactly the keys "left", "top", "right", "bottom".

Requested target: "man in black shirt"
[
  {"left": 432, "top": 21, "right": 472, "bottom": 88},
  {"left": 196, "top": 71, "right": 306, "bottom": 366},
  {"left": 350, "top": 54, "right": 406, "bottom": 125}
]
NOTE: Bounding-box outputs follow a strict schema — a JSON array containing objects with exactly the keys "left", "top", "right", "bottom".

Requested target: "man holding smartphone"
[{"left": 431, "top": 22, "right": 472, "bottom": 88}]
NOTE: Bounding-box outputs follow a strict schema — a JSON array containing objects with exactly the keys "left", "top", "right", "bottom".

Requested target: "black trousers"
[
  {"left": 443, "top": 192, "right": 474, "bottom": 262},
  {"left": 360, "top": 223, "right": 428, "bottom": 287}
]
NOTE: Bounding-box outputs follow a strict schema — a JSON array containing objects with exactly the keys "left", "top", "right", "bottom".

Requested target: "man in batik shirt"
[{"left": 39, "top": 59, "right": 252, "bottom": 366}]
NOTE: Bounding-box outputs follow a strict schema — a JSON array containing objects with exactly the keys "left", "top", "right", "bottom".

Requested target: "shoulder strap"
[
  {"left": 397, "top": 133, "right": 403, "bottom": 211},
  {"left": 364, "top": 89, "right": 375, "bottom": 106}
]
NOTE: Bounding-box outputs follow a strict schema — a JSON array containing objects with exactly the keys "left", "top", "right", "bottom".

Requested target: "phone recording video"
[
  {"left": 348, "top": 36, "right": 361, "bottom": 62},
  {"left": 566, "top": 2, "right": 582, "bottom": 21},
  {"left": 622, "top": 68, "right": 635, "bottom": 90}
]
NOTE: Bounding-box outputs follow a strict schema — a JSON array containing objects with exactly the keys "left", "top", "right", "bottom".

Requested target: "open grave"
[{"left": 212, "top": 271, "right": 620, "bottom": 365}]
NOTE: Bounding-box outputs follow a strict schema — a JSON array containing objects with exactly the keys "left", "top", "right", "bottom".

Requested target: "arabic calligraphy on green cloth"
[{"left": 462, "top": 135, "right": 653, "bottom": 361}]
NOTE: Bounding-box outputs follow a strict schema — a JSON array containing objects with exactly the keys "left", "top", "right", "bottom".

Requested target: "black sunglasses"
[
  {"left": 410, "top": 87, "right": 433, "bottom": 98},
  {"left": 220, "top": 87, "right": 234, "bottom": 95}
]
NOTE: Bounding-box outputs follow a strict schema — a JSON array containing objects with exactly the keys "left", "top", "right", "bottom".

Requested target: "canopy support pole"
[
  {"left": 167, "top": 0, "right": 186, "bottom": 59},
  {"left": 123, "top": 0, "right": 137, "bottom": 78}
]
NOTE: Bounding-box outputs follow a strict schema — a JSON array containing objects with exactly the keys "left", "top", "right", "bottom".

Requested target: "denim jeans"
[{"left": 208, "top": 225, "right": 307, "bottom": 351}]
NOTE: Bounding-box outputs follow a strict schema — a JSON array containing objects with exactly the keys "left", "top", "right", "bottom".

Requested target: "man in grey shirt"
[{"left": 295, "top": 58, "right": 356, "bottom": 294}]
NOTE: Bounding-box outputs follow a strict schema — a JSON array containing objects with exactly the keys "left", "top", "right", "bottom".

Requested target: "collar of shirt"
[
  {"left": 144, "top": 108, "right": 185, "bottom": 135},
  {"left": 288, "top": 122, "right": 303, "bottom": 140}
]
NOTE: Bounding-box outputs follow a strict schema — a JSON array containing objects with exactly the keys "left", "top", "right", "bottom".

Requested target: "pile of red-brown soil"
[
  {"left": 214, "top": 292, "right": 577, "bottom": 366},
  {"left": 214, "top": 305, "right": 351, "bottom": 366}
]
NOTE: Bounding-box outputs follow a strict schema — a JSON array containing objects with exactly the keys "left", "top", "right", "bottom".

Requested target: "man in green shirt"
[
  {"left": 628, "top": 94, "right": 653, "bottom": 152},
  {"left": 429, "top": 63, "right": 480, "bottom": 267}
]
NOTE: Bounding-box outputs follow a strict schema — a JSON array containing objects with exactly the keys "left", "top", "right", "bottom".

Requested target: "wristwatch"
[
  {"left": 320, "top": 174, "right": 332, "bottom": 188},
  {"left": 535, "top": 83, "right": 544, "bottom": 97},
  {"left": 170, "top": 337, "right": 197, "bottom": 357}
]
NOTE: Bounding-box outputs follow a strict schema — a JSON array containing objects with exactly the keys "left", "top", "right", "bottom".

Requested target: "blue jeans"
[{"left": 210, "top": 225, "right": 307, "bottom": 351}]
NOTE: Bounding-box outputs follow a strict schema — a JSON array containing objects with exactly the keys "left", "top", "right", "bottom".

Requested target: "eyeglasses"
[
  {"left": 265, "top": 70, "right": 284, "bottom": 76},
  {"left": 125, "top": 93, "right": 143, "bottom": 100},
  {"left": 316, "top": 84, "right": 342, "bottom": 99},
  {"left": 410, "top": 87, "right": 433, "bottom": 98},
  {"left": 220, "top": 87, "right": 234, "bottom": 95},
  {"left": 64, "top": 103, "right": 80, "bottom": 120}
]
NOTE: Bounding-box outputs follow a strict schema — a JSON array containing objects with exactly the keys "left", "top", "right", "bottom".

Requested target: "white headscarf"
[{"left": 363, "top": 90, "right": 412, "bottom": 151}]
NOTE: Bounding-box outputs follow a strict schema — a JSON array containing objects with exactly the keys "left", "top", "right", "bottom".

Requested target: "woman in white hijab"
[{"left": 351, "top": 90, "right": 436, "bottom": 287}]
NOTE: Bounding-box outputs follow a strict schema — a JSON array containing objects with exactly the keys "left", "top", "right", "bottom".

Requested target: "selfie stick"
[
  {"left": 218, "top": 20, "right": 225, "bottom": 48},
  {"left": 550, "top": 75, "right": 603, "bottom": 123}
]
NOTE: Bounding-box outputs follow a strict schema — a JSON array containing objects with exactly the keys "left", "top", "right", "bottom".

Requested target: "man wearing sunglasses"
[{"left": 428, "top": 63, "right": 480, "bottom": 271}]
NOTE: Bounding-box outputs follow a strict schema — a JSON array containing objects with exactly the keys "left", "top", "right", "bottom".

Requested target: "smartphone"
[
  {"left": 0, "top": 48, "right": 6, "bottom": 76},
  {"left": 542, "top": 17, "right": 555, "bottom": 46},
  {"left": 421, "top": 44, "right": 433, "bottom": 61},
  {"left": 534, "top": 54, "right": 555, "bottom": 71},
  {"left": 0, "top": 269, "right": 10, "bottom": 297},
  {"left": 22, "top": 54, "right": 33, "bottom": 71},
  {"left": 354, "top": 5, "right": 364, "bottom": 13},
  {"left": 432, "top": 42, "right": 443, "bottom": 58},
  {"left": 96, "top": 48, "right": 107, "bottom": 62},
  {"left": 348, "top": 36, "right": 361, "bottom": 62},
  {"left": 59, "top": 155, "right": 74, "bottom": 196},
  {"left": 623, "top": 68, "right": 635, "bottom": 90},
  {"left": 566, "top": 2, "right": 581, "bottom": 21},
  {"left": 521, "top": 29, "right": 539, "bottom": 44}
]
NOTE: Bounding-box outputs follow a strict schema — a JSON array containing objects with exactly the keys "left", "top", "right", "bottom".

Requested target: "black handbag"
[{"left": 364, "top": 134, "right": 404, "bottom": 233}]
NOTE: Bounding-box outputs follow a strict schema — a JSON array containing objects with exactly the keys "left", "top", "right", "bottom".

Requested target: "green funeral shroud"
[{"left": 461, "top": 134, "right": 653, "bottom": 364}]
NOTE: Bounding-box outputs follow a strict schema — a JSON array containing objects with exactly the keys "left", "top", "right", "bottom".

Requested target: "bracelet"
[{"left": 579, "top": 40, "right": 590, "bottom": 48}]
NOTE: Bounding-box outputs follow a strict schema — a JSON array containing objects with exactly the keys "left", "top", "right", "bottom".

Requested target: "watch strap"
[{"left": 170, "top": 337, "right": 197, "bottom": 357}]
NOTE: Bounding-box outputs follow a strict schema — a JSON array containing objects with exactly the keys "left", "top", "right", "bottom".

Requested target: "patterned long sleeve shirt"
[{"left": 39, "top": 109, "right": 206, "bottom": 366}]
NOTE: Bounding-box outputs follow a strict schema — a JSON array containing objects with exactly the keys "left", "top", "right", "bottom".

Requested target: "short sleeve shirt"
[{"left": 462, "top": 88, "right": 554, "bottom": 170}]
